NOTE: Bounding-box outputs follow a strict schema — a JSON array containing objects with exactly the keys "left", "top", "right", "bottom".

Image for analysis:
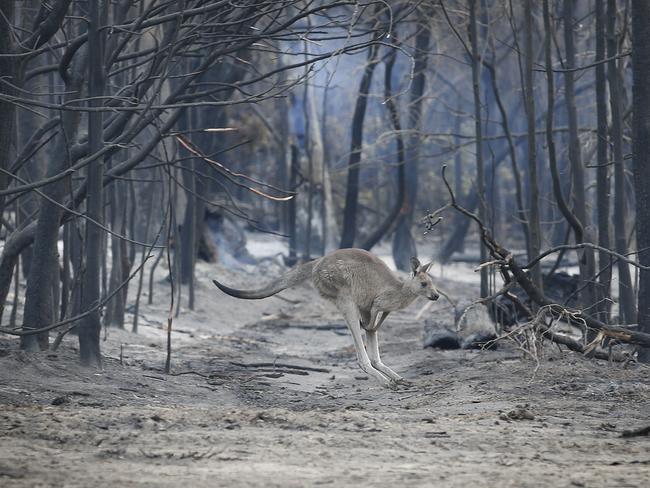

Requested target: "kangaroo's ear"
[
  {"left": 410, "top": 256, "right": 421, "bottom": 275},
  {"left": 421, "top": 261, "right": 433, "bottom": 273}
]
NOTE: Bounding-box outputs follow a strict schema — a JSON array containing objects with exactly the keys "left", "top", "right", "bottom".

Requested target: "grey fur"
[{"left": 213, "top": 248, "right": 440, "bottom": 387}]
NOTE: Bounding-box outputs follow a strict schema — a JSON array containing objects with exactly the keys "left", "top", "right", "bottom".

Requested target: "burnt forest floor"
[{"left": 1, "top": 252, "right": 649, "bottom": 488}]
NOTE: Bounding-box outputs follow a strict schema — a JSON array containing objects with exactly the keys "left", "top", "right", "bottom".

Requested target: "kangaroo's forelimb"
[{"left": 362, "top": 310, "right": 390, "bottom": 332}]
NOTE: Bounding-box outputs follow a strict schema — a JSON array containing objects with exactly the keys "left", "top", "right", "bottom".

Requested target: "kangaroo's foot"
[
  {"left": 357, "top": 360, "right": 392, "bottom": 386},
  {"left": 364, "top": 329, "right": 405, "bottom": 385},
  {"left": 369, "top": 360, "right": 403, "bottom": 382},
  {"left": 386, "top": 377, "right": 414, "bottom": 390},
  {"left": 394, "top": 377, "right": 413, "bottom": 386}
]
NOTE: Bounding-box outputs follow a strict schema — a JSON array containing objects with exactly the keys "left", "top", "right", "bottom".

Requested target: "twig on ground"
[{"left": 229, "top": 361, "right": 331, "bottom": 373}]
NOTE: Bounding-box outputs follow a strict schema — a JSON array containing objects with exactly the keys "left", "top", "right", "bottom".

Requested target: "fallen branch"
[
  {"left": 229, "top": 361, "right": 331, "bottom": 373},
  {"left": 253, "top": 320, "right": 347, "bottom": 331},
  {"left": 430, "top": 165, "right": 650, "bottom": 351},
  {"left": 534, "top": 314, "right": 629, "bottom": 362}
]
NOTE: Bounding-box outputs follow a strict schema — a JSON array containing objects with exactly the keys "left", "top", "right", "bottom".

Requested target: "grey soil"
[{"left": 1, "top": 261, "right": 649, "bottom": 487}]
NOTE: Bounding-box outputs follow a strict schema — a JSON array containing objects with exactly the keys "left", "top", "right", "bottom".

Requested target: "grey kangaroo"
[{"left": 212, "top": 248, "right": 439, "bottom": 387}]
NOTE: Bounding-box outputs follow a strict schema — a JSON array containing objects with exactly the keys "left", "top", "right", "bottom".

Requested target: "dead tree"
[
  {"left": 632, "top": 0, "right": 650, "bottom": 362},
  {"left": 428, "top": 166, "right": 650, "bottom": 354},
  {"left": 78, "top": 0, "right": 106, "bottom": 367},
  {"left": 104, "top": 180, "right": 130, "bottom": 328},
  {"left": 608, "top": 0, "right": 636, "bottom": 324},
  {"left": 544, "top": 0, "right": 595, "bottom": 316},
  {"left": 0, "top": 3, "right": 388, "bottom": 361},
  {"left": 0, "top": 1, "right": 16, "bottom": 222},
  {"left": 392, "top": 14, "right": 430, "bottom": 271},
  {"left": 483, "top": 46, "right": 529, "bottom": 257},
  {"left": 469, "top": 0, "right": 488, "bottom": 297},
  {"left": 20, "top": 49, "right": 86, "bottom": 351},
  {"left": 360, "top": 44, "right": 405, "bottom": 251},
  {"left": 339, "top": 40, "right": 381, "bottom": 249},
  {"left": 594, "top": 0, "right": 612, "bottom": 324},
  {"left": 523, "top": 0, "right": 543, "bottom": 293}
]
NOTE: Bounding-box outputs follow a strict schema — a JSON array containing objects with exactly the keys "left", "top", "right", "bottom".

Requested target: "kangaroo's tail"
[{"left": 212, "top": 260, "right": 316, "bottom": 299}]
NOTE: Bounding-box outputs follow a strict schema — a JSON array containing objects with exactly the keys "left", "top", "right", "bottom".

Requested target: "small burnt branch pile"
[{"left": 424, "top": 165, "right": 650, "bottom": 359}]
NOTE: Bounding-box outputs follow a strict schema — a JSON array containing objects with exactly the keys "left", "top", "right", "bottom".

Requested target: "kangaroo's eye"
[{"left": 420, "top": 282, "right": 427, "bottom": 288}]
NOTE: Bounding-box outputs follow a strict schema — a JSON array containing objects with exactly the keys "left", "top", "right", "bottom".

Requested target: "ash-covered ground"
[{"left": 1, "top": 237, "right": 649, "bottom": 487}]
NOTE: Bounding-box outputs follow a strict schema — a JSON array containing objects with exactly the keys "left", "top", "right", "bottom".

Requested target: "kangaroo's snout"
[{"left": 429, "top": 292, "right": 440, "bottom": 301}]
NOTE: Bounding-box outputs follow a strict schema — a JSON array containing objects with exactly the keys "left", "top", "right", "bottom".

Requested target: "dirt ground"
[{"left": 1, "top": 250, "right": 649, "bottom": 487}]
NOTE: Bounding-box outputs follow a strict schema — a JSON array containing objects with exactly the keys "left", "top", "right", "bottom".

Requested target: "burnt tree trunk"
[
  {"left": 339, "top": 42, "right": 380, "bottom": 248},
  {"left": 78, "top": 0, "right": 106, "bottom": 367},
  {"left": 469, "top": 0, "right": 488, "bottom": 297},
  {"left": 523, "top": 0, "right": 543, "bottom": 293},
  {"left": 563, "top": 0, "right": 597, "bottom": 311},
  {"left": 632, "top": 0, "right": 650, "bottom": 361},
  {"left": 392, "top": 18, "right": 430, "bottom": 271},
  {"left": 104, "top": 180, "right": 129, "bottom": 328},
  {"left": 608, "top": 0, "right": 636, "bottom": 324},
  {"left": 544, "top": 0, "right": 584, "bottom": 287},
  {"left": 0, "top": 0, "right": 19, "bottom": 322},
  {"left": 360, "top": 45, "right": 405, "bottom": 251},
  {"left": 287, "top": 144, "right": 299, "bottom": 265},
  {"left": 0, "top": 0, "right": 16, "bottom": 221},
  {"left": 133, "top": 187, "right": 155, "bottom": 333},
  {"left": 595, "top": 0, "right": 612, "bottom": 323},
  {"left": 180, "top": 111, "right": 198, "bottom": 289},
  {"left": 453, "top": 97, "right": 465, "bottom": 254},
  {"left": 485, "top": 44, "right": 529, "bottom": 255},
  {"left": 20, "top": 55, "right": 85, "bottom": 351}
]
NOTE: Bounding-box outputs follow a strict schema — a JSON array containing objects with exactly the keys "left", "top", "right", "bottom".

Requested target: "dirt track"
[{"left": 1, "top": 259, "right": 649, "bottom": 487}]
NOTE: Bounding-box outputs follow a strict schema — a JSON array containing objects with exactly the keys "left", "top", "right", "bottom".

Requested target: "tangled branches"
[{"left": 425, "top": 165, "right": 650, "bottom": 360}]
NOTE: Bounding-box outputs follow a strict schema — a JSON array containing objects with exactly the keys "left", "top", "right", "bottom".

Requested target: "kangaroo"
[{"left": 212, "top": 248, "right": 439, "bottom": 387}]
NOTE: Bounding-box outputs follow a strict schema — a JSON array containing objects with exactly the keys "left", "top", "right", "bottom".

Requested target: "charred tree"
[
  {"left": 104, "top": 180, "right": 130, "bottom": 328},
  {"left": 392, "top": 16, "right": 430, "bottom": 271},
  {"left": 78, "top": 0, "right": 106, "bottom": 367},
  {"left": 287, "top": 144, "right": 299, "bottom": 265},
  {"left": 0, "top": 1, "right": 16, "bottom": 221},
  {"left": 608, "top": 0, "right": 636, "bottom": 324},
  {"left": 180, "top": 111, "right": 198, "bottom": 289},
  {"left": 20, "top": 54, "right": 86, "bottom": 351},
  {"left": 339, "top": 41, "right": 381, "bottom": 249},
  {"left": 469, "top": 0, "right": 488, "bottom": 297},
  {"left": 544, "top": 0, "right": 588, "bottom": 311},
  {"left": 632, "top": 0, "right": 650, "bottom": 361},
  {"left": 133, "top": 188, "right": 155, "bottom": 333},
  {"left": 360, "top": 45, "right": 405, "bottom": 251},
  {"left": 302, "top": 71, "right": 314, "bottom": 260},
  {"left": 595, "top": 0, "right": 612, "bottom": 323},
  {"left": 563, "top": 0, "right": 597, "bottom": 311},
  {"left": 523, "top": 0, "right": 543, "bottom": 293},
  {"left": 484, "top": 45, "right": 529, "bottom": 256}
]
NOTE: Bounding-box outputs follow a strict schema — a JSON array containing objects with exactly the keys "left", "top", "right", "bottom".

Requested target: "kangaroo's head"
[{"left": 407, "top": 257, "right": 440, "bottom": 301}]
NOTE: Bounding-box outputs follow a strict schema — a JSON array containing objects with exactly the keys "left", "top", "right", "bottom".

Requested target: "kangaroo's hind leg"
[
  {"left": 365, "top": 329, "right": 404, "bottom": 382},
  {"left": 336, "top": 297, "right": 391, "bottom": 386}
]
